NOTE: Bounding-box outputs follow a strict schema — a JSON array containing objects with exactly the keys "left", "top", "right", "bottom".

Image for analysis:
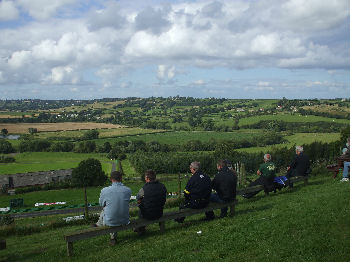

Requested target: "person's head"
[
  {"left": 144, "top": 169, "right": 156, "bottom": 182},
  {"left": 225, "top": 159, "right": 233, "bottom": 170},
  {"left": 190, "top": 161, "right": 200, "bottom": 174},
  {"left": 295, "top": 146, "right": 303, "bottom": 155},
  {"left": 110, "top": 171, "right": 122, "bottom": 182},
  {"left": 217, "top": 159, "right": 227, "bottom": 170},
  {"left": 264, "top": 153, "right": 271, "bottom": 162}
]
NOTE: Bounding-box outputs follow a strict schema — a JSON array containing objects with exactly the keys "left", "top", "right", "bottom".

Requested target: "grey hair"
[
  {"left": 190, "top": 161, "right": 200, "bottom": 171},
  {"left": 264, "top": 154, "right": 271, "bottom": 161},
  {"left": 296, "top": 146, "right": 304, "bottom": 153}
]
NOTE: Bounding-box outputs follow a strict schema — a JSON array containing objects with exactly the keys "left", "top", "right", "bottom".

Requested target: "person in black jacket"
[
  {"left": 286, "top": 146, "right": 310, "bottom": 188},
  {"left": 135, "top": 170, "right": 167, "bottom": 234},
  {"left": 210, "top": 159, "right": 237, "bottom": 218},
  {"left": 175, "top": 161, "right": 213, "bottom": 223}
]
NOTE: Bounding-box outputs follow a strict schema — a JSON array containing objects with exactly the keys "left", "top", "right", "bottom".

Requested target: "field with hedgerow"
[{"left": 1, "top": 97, "right": 350, "bottom": 261}]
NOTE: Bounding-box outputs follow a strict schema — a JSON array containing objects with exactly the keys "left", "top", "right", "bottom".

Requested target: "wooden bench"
[
  {"left": 236, "top": 175, "right": 309, "bottom": 196},
  {"left": 327, "top": 156, "right": 350, "bottom": 178},
  {"left": 64, "top": 200, "right": 237, "bottom": 256}
]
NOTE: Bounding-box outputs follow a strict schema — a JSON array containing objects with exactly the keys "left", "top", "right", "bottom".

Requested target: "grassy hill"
[{"left": 1, "top": 174, "right": 349, "bottom": 262}]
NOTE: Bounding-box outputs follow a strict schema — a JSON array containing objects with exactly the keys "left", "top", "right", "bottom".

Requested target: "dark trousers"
[
  {"left": 243, "top": 176, "right": 274, "bottom": 199},
  {"left": 210, "top": 193, "right": 230, "bottom": 217}
]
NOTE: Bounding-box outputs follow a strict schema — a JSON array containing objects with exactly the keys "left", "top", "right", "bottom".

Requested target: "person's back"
[
  {"left": 139, "top": 180, "right": 167, "bottom": 219},
  {"left": 259, "top": 161, "right": 276, "bottom": 180},
  {"left": 289, "top": 147, "right": 310, "bottom": 176},
  {"left": 99, "top": 180, "right": 131, "bottom": 226},
  {"left": 185, "top": 169, "right": 211, "bottom": 207},
  {"left": 212, "top": 166, "right": 237, "bottom": 201}
]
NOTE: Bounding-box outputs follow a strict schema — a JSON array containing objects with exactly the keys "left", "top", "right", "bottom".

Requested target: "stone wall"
[{"left": 0, "top": 169, "right": 72, "bottom": 188}]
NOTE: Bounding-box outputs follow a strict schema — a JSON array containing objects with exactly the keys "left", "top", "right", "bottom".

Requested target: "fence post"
[{"left": 178, "top": 173, "right": 181, "bottom": 198}]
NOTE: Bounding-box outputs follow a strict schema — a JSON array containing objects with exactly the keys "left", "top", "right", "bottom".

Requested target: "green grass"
[
  {"left": 238, "top": 113, "right": 350, "bottom": 127},
  {"left": 1, "top": 175, "right": 349, "bottom": 261},
  {"left": 0, "top": 152, "right": 112, "bottom": 175}
]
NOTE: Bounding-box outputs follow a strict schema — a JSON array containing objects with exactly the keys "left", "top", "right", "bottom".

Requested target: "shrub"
[{"left": 71, "top": 158, "right": 107, "bottom": 187}]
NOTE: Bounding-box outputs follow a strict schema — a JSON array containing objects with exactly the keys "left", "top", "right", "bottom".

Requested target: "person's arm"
[
  {"left": 257, "top": 170, "right": 262, "bottom": 176},
  {"left": 99, "top": 189, "right": 105, "bottom": 207}
]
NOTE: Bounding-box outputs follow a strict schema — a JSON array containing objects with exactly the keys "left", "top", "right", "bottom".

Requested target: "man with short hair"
[
  {"left": 210, "top": 159, "right": 237, "bottom": 218},
  {"left": 175, "top": 161, "right": 213, "bottom": 223},
  {"left": 135, "top": 169, "right": 167, "bottom": 234},
  {"left": 243, "top": 154, "right": 276, "bottom": 199},
  {"left": 94, "top": 171, "right": 131, "bottom": 245},
  {"left": 286, "top": 146, "right": 310, "bottom": 187}
]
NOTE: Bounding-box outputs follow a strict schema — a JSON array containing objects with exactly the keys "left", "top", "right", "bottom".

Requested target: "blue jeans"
[
  {"left": 343, "top": 162, "right": 350, "bottom": 178},
  {"left": 210, "top": 193, "right": 227, "bottom": 217}
]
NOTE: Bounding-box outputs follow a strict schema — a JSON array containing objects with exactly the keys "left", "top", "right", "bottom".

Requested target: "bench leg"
[
  {"left": 229, "top": 205, "right": 235, "bottom": 217},
  {"left": 67, "top": 241, "right": 73, "bottom": 257},
  {"left": 159, "top": 221, "right": 165, "bottom": 233},
  {"left": 304, "top": 178, "right": 308, "bottom": 185}
]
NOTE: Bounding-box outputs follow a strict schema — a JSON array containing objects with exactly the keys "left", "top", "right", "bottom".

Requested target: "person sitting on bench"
[
  {"left": 243, "top": 154, "right": 276, "bottom": 199},
  {"left": 93, "top": 171, "right": 131, "bottom": 246},
  {"left": 175, "top": 161, "right": 213, "bottom": 223},
  {"left": 134, "top": 170, "right": 167, "bottom": 234},
  {"left": 210, "top": 159, "right": 237, "bottom": 218},
  {"left": 286, "top": 146, "right": 310, "bottom": 187},
  {"left": 341, "top": 139, "right": 350, "bottom": 182}
]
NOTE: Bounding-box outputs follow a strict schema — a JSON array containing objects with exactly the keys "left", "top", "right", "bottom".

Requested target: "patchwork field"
[{"left": 0, "top": 122, "right": 124, "bottom": 134}]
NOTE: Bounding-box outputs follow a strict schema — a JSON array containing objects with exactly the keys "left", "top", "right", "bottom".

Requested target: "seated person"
[
  {"left": 135, "top": 170, "right": 167, "bottom": 234},
  {"left": 175, "top": 161, "right": 213, "bottom": 223},
  {"left": 341, "top": 140, "right": 350, "bottom": 182},
  {"left": 286, "top": 146, "right": 310, "bottom": 187},
  {"left": 94, "top": 171, "right": 131, "bottom": 245},
  {"left": 243, "top": 154, "right": 276, "bottom": 199},
  {"left": 210, "top": 159, "right": 237, "bottom": 218}
]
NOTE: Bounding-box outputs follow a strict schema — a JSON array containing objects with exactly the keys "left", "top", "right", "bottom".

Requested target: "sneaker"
[{"left": 340, "top": 178, "right": 349, "bottom": 182}]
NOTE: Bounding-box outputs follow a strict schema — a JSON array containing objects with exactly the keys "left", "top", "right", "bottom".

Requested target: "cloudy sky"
[{"left": 0, "top": 0, "right": 350, "bottom": 99}]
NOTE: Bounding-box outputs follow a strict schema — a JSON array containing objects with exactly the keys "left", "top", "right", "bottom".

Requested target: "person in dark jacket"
[
  {"left": 243, "top": 154, "right": 276, "bottom": 199},
  {"left": 175, "top": 161, "right": 213, "bottom": 223},
  {"left": 286, "top": 146, "right": 310, "bottom": 187},
  {"left": 210, "top": 159, "right": 237, "bottom": 218},
  {"left": 135, "top": 170, "right": 167, "bottom": 234}
]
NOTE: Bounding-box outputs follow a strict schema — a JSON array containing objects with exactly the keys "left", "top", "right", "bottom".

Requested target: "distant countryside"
[{"left": 0, "top": 97, "right": 350, "bottom": 261}]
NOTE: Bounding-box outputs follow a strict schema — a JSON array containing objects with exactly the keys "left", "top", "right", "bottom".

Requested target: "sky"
[{"left": 0, "top": 0, "right": 350, "bottom": 100}]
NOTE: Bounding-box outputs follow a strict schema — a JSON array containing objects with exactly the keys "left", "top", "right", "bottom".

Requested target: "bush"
[
  {"left": 0, "top": 140, "right": 14, "bottom": 154},
  {"left": 71, "top": 158, "right": 107, "bottom": 187},
  {"left": 0, "top": 155, "right": 15, "bottom": 163}
]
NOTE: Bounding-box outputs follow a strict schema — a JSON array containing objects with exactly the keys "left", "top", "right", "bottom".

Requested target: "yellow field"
[{"left": 0, "top": 122, "right": 124, "bottom": 134}]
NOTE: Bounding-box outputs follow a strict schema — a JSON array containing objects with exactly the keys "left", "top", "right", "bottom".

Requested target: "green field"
[
  {"left": 0, "top": 152, "right": 112, "bottom": 175},
  {"left": 94, "top": 130, "right": 264, "bottom": 146},
  {"left": 238, "top": 113, "right": 350, "bottom": 126},
  {"left": 0, "top": 179, "right": 183, "bottom": 208},
  {"left": 1, "top": 175, "right": 349, "bottom": 261}
]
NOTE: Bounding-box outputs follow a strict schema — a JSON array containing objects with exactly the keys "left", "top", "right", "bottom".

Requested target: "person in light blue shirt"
[{"left": 94, "top": 171, "right": 131, "bottom": 245}]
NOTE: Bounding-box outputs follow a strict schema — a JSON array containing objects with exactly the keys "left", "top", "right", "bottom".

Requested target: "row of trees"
[
  {"left": 241, "top": 120, "right": 348, "bottom": 133},
  {"left": 129, "top": 140, "right": 342, "bottom": 176}
]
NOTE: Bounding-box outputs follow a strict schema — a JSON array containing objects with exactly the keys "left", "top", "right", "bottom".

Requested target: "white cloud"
[
  {"left": 18, "top": 0, "right": 77, "bottom": 20},
  {"left": 157, "top": 65, "right": 176, "bottom": 80},
  {"left": 50, "top": 66, "right": 79, "bottom": 84},
  {"left": 0, "top": 0, "right": 19, "bottom": 21}
]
